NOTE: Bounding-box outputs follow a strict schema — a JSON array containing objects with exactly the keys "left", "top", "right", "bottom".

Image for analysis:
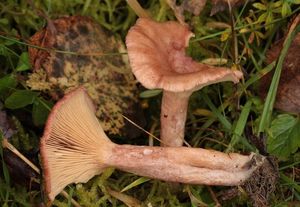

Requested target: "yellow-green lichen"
[{"left": 26, "top": 16, "right": 139, "bottom": 135}]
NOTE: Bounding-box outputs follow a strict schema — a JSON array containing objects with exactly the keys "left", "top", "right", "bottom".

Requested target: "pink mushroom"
[
  {"left": 126, "top": 18, "right": 243, "bottom": 147},
  {"left": 40, "top": 87, "right": 264, "bottom": 201}
]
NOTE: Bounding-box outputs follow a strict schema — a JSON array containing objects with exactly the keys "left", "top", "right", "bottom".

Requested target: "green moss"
[{"left": 10, "top": 117, "right": 38, "bottom": 152}]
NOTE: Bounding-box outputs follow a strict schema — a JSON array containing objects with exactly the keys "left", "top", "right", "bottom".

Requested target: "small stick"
[
  {"left": 122, "top": 114, "right": 163, "bottom": 144},
  {"left": 1, "top": 138, "right": 81, "bottom": 207},
  {"left": 126, "top": 0, "right": 151, "bottom": 18},
  {"left": 2, "top": 138, "right": 40, "bottom": 173},
  {"left": 122, "top": 114, "right": 191, "bottom": 147},
  {"left": 208, "top": 186, "right": 221, "bottom": 207},
  {"left": 106, "top": 188, "right": 141, "bottom": 207}
]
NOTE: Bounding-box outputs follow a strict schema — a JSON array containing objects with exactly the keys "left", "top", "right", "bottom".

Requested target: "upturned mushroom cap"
[
  {"left": 40, "top": 87, "right": 267, "bottom": 202},
  {"left": 126, "top": 18, "right": 243, "bottom": 92},
  {"left": 40, "top": 87, "right": 113, "bottom": 201}
]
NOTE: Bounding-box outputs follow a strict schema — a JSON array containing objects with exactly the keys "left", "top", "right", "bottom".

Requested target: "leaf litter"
[{"left": 26, "top": 16, "right": 145, "bottom": 138}]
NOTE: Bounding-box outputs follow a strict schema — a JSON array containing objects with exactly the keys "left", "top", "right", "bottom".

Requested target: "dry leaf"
[
  {"left": 27, "top": 16, "right": 145, "bottom": 137},
  {"left": 260, "top": 25, "right": 300, "bottom": 113},
  {"left": 166, "top": 0, "right": 207, "bottom": 24},
  {"left": 3, "top": 149, "right": 40, "bottom": 190},
  {"left": 0, "top": 110, "right": 15, "bottom": 139},
  {"left": 0, "top": 110, "right": 39, "bottom": 189},
  {"left": 260, "top": 15, "right": 300, "bottom": 113},
  {"left": 166, "top": 0, "right": 250, "bottom": 21},
  {"left": 181, "top": 0, "right": 207, "bottom": 16},
  {"left": 211, "top": 0, "right": 250, "bottom": 15}
]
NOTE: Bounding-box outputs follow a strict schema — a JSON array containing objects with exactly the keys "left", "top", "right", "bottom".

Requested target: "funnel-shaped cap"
[
  {"left": 40, "top": 87, "right": 112, "bottom": 201},
  {"left": 126, "top": 18, "right": 243, "bottom": 92}
]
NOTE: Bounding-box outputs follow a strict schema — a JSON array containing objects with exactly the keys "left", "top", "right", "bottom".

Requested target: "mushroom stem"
[
  {"left": 108, "top": 145, "right": 259, "bottom": 185},
  {"left": 41, "top": 87, "right": 265, "bottom": 201},
  {"left": 160, "top": 91, "right": 191, "bottom": 146}
]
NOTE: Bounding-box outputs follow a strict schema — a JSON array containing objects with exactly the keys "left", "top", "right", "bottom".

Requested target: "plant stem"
[{"left": 160, "top": 91, "right": 191, "bottom": 147}]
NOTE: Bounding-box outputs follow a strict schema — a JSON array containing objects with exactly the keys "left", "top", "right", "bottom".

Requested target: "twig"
[
  {"left": 126, "top": 0, "right": 151, "bottom": 18},
  {"left": 2, "top": 138, "right": 40, "bottom": 173},
  {"left": 208, "top": 186, "right": 221, "bottom": 207},
  {"left": 121, "top": 114, "right": 163, "bottom": 144},
  {"left": 1, "top": 138, "right": 82, "bottom": 207},
  {"left": 122, "top": 114, "right": 191, "bottom": 147}
]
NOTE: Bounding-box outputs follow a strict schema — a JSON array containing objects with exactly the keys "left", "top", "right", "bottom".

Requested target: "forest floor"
[{"left": 0, "top": 1, "right": 300, "bottom": 206}]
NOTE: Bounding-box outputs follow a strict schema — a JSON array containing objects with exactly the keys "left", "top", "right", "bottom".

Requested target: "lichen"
[
  {"left": 26, "top": 16, "right": 140, "bottom": 135},
  {"left": 26, "top": 70, "right": 52, "bottom": 91}
]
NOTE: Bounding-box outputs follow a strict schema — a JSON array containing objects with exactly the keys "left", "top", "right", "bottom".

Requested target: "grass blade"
[
  {"left": 227, "top": 100, "right": 252, "bottom": 152},
  {"left": 202, "top": 92, "right": 232, "bottom": 131},
  {"left": 121, "top": 177, "right": 150, "bottom": 192},
  {"left": 257, "top": 24, "right": 300, "bottom": 135}
]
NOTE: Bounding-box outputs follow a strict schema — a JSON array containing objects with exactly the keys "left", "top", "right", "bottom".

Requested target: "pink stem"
[
  {"left": 107, "top": 145, "right": 260, "bottom": 186},
  {"left": 160, "top": 91, "right": 191, "bottom": 147},
  {"left": 166, "top": 147, "right": 254, "bottom": 172}
]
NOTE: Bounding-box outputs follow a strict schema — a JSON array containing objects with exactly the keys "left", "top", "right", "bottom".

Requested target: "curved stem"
[
  {"left": 166, "top": 147, "right": 255, "bottom": 172},
  {"left": 160, "top": 91, "right": 191, "bottom": 147},
  {"left": 107, "top": 145, "right": 263, "bottom": 186}
]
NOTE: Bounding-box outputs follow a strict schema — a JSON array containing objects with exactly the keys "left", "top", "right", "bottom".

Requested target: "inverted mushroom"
[
  {"left": 126, "top": 18, "right": 243, "bottom": 147},
  {"left": 40, "top": 87, "right": 264, "bottom": 201}
]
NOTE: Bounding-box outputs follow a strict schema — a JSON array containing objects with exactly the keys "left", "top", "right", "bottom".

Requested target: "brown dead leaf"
[
  {"left": 166, "top": 0, "right": 250, "bottom": 20},
  {"left": 27, "top": 16, "right": 145, "bottom": 137},
  {"left": 2, "top": 149, "right": 40, "bottom": 190},
  {"left": 166, "top": 0, "right": 207, "bottom": 24},
  {"left": 260, "top": 17, "right": 300, "bottom": 113},
  {"left": 181, "top": 0, "right": 207, "bottom": 16},
  {"left": 210, "top": 0, "right": 250, "bottom": 15},
  {"left": 0, "top": 110, "right": 15, "bottom": 139},
  {"left": 0, "top": 111, "right": 39, "bottom": 189}
]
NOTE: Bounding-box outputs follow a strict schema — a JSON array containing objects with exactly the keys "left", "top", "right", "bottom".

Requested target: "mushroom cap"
[
  {"left": 126, "top": 18, "right": 243, "bottom": 93},
  {"left": 40, "top": 87, "right": 112, "bottom": 201}
]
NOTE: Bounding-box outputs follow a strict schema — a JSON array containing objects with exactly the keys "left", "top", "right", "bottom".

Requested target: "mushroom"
[
  {"left": 40, "top": 87, "right": 265, "bottom": 201},
  {"left": 126, "top": 18, "right": 243, "bottom": 147}
]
